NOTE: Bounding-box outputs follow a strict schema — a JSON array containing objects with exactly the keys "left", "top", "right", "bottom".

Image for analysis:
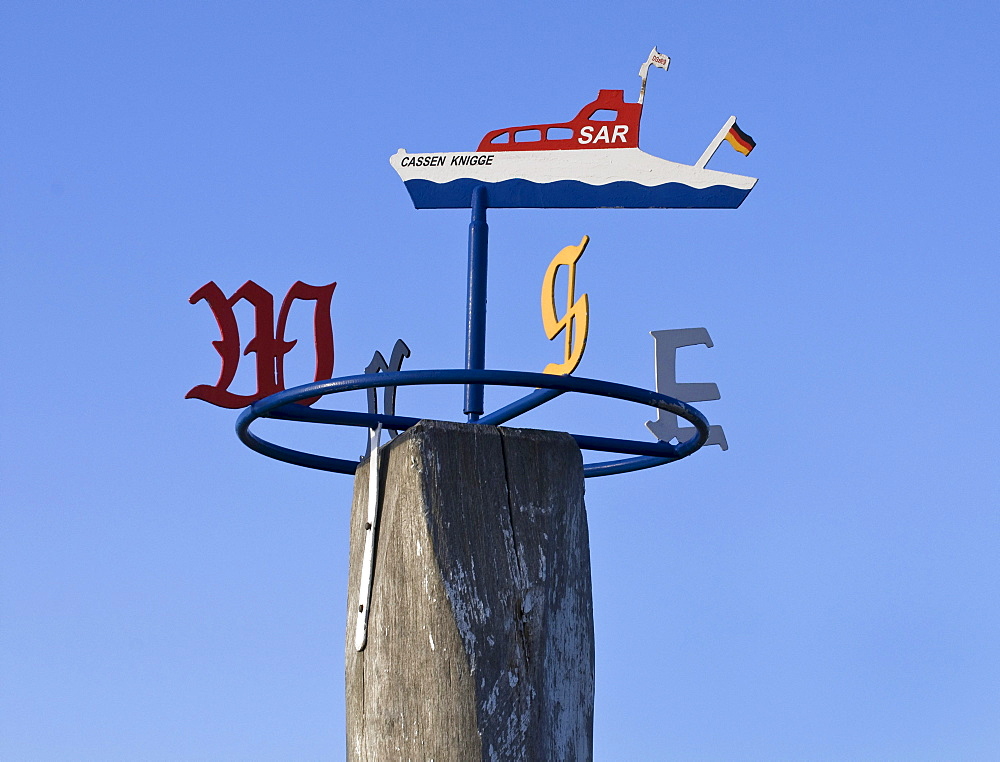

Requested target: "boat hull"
[{"left": 389, "top": 148, "right": 756, "bottom": 209}]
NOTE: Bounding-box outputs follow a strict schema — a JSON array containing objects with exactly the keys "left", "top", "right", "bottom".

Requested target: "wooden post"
[{"left": 345, "top": 419, "right": 594, "bottom": 761}]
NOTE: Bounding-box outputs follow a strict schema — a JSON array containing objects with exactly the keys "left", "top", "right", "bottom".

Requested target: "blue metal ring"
[{"left": 235, "top": 369, "right": 710, "bottom": 477}]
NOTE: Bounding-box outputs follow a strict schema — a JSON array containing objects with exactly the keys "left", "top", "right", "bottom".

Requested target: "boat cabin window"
[
  {"left": 588, "top": 109, "right": 618, "bottom": 121},
  {"left": 490, "top": 132, "right": 510, "bottom": 144},
  {"left": 546, "top": 127, "right": 573, "bottom": 140},
  {"left": 514, "top": 129, "right": 542, "bottom": 143}
]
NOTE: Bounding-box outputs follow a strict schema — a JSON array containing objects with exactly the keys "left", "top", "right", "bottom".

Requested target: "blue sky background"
[{"left": 3, "top": 1, "right": 998, "bottom": 759}]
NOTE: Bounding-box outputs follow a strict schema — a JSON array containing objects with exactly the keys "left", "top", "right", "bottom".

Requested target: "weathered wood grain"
[{"left": 345, "top": 419, "right": 594, "bottom": 761}]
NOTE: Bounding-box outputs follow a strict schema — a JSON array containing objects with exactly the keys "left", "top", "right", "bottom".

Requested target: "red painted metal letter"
[{"left": 187, "top": 280, "right": 337, "bottom": 409}]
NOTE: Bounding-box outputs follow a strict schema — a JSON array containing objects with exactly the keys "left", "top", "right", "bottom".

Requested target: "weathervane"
[
  {"left": 189, "top": 47, "right": 753, "bottom": 473},
  {"left": 187, "top": 48, "right": 758, "bottom": 759}
]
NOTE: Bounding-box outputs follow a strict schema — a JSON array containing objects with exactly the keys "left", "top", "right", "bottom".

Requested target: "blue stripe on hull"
[{"left": 403, "top": 178, "right": 751, "bottom": 209}]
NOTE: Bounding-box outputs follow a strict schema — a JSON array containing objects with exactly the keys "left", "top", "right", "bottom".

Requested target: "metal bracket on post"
[
  {"left": 354, "top": 424, "right": 382, "bottom": 651},
  {"left": 464, "top": 185, "right": 489, "bottom": 421}
]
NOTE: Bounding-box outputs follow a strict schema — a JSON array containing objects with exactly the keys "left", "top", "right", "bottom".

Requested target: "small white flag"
[{"left": 640, "top": 46, "right": 670, "bottom": 77}]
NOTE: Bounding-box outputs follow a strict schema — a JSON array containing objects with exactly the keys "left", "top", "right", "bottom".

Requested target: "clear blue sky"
[{"left": 3, "top": 1, "right": 998, "bottom": 759}]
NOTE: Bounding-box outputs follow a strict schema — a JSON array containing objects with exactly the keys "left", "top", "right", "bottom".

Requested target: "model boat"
[{"left": 390, "top": 49, "right": 757, "bottom": 210}]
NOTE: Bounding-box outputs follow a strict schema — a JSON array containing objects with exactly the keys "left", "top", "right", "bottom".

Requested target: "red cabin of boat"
[{"left": 476, "top": 90, "right": 643, "bottom": 152}]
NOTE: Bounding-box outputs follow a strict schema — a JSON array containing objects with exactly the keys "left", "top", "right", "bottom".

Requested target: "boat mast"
[
  {"left": 695, "top": 115, "right": 737, "bottom": 169},
  {"left": 638, "top": 46, "right": 670, "bottom": 105}
]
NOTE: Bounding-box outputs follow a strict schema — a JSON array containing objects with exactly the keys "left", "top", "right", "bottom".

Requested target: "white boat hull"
[{"left": 389, "top": 147, "right": 757, "bottom": 209}]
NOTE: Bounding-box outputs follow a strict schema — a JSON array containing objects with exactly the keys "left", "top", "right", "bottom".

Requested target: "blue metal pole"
[{"left": 464, "top": 185, "right": 488, "bottom": 420}]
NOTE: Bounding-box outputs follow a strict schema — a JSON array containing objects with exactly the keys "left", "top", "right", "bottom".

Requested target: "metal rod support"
[
  {"left": 464, "top": 185, "right": 489, "bottom": 420},
  {"left": 478, "top": 388, "right": 565, "bottom": 426},
  {"left": 236, "top": 369, "right": 712, "bottom": 478}
]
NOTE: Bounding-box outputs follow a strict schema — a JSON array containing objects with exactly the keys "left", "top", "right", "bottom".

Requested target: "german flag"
[{"left": 724, "top": 122, "right": 755, "bottom": 156}]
